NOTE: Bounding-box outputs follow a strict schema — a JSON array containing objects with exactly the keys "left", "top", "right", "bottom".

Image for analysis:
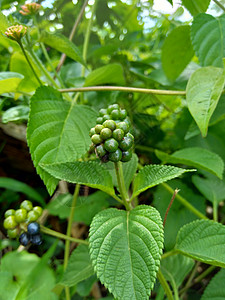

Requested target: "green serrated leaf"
[
  {"left": 89, "top": 205, "right": 164, "bottom": 300},
  {"left": 162, "top": 25, "right": 194, "bottom": 81},
  {"left": 27, "top": 86, "right": 97, "bottom": 195},
  {"left": 181, "top": 0, "right": 210, "bottom": 16},
  {"left": 84, "top": 63, "right": 125, "bottom": 86},
  {"left": 0, "top": 72, "right": 24, "bottom": 94},
  {"left": 40, "top": 161, "right": 115, "bottom": 197},
  {"left": 175, "top": 219, "right": 225, "bottom": 267},
  {"left": 201, "top": 269, "right": 225, "bottom": 300},
  {"left": 60, "top": 244, "right": 94, "bottom": 287},
  {"left": 186, "top": 66, "right": 225, "bottom": 137},
  {"left": 40, "top": 31, "right": 86, "bottom": 67},
  {"left": 191, "top": 14, "right": 225, "bottom": 67},
  {"left": 155, "top": 147, "right": 224, "bottom": 179},
  {"left": 132, "top": 165, "right": 194, "bottom": 199}
]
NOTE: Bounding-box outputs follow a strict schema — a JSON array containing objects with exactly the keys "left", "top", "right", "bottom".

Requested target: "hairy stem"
[
  {"left": 114, "top": 162, "right": 132, "bottom": 210},
  {"left": 59, "top": 86, "right": 186, "bottom": 95},
  {"left": 163, "top": 188, "right": 180, "bottom": 227},
  {"left": 18, "top": 41, "right": 42, "bottom": 85},
  {"left": 157, "top": 269, "right": 174, "bottom": 300},
  {"left": 161, "top": 183, "right": 208, "bottom": 220}
]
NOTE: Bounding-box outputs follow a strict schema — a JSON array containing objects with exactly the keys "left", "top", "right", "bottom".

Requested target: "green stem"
[
  {"left": 157, "top": 269, "right": 174, "bottom": 300},
  {"left": 213, "top": 200, "right": 218, "bottom": 222},
  {"left": 213, "top": 0, "right": 225, "bottom": 12},
  {"left": 18, "top": 41, "right": 42, "bottom": 85},
  {"left": 161, "top": 249, "right": 177, "bottom": 260},
  {"left": 59, "top": 86, "right": 186, "bottom": 96},
  {"left": 114, "top": 161, "right": 132, "bottom": 210},
  {"left": 180, "top": 262, "right": 200, "bottom": 298},
  {"left": 194, "top": 265, "right": 216, "bottom": 284},
  {"left": 40, "top": 224, "right": 88, "bottom": 245},
  {"left": 161, "top": 183, "right": 208, "bottom": 220}
]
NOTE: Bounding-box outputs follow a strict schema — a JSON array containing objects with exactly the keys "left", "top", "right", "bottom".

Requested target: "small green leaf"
[
  {"left": 40, "top": 161, "right": 115, "bottom": 197},
  {"left": 181, "top": 0, "right": 210, "bottom": 16},
  {"left": 175, "top": 220, "right": 225, "bottom": 267},
  {"left": 201, "top": 269, "right": 225, "bottom": 300},
  {"left": 0, "top": 72, "right": 24, "bottom": 94},
  {"left": 89, "top": 205, "right": 164, "bottom": 300},
  {"left": 84, "top": 63, "right": 125, "bottom": 86},
  {"left": 27, "top": 86, "right": 97, "bottom": 195},
  {"left": 186, "top": 66, "right": 225, "bottom": 137},
  {"left": 155, "top": 147, "right": 224, "bottom": 179},
  {"left": 191, "top": 14, "right": 225, "bottom": 67},
  {"left": 60, "top": 244, "right": 94, "bottom": 287},
  {"left": 132, "top": 165, "right": 194, "bottom": 199},
  {"left": 162, "top": 25, "right": 194, "bottom": 81},
  {"left": 40, "top": 31, "right": 86, "bottom": 66},
  {"left": 2, "top": 105, "right": 29, "bottom": 123}
]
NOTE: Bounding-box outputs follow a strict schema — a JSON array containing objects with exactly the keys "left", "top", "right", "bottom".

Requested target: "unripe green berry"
[
  {"left": 95, "top": 124, "right": 104, "bottom": 134},
  {"left": 27, "top": 210, "right": 39, "bottom": 222},
  {"left": 126, "top": 132, "right": 134, "bottom": 141},
  {"left": 111, "top": 109, "right": 120, "bottom": 120},
  {"left": 15, "top": 208, "right": 27, "bottom": 223},
  {"left": 96, "top": 144, "right": 107, "bottom": 158},
  {"left": 121, "top": 150, "right": 133, "bottom": 162},
  {"left": 103, "top": 120, "right": 116, "bottom": 131},
  {"left": 112, "top": 128, "right": 124, "bottom": 141},
  {"left": 3, "top": 216, "right": 18, "bottom": 229},
  {"left": 119, "top": 136, "right": 133, "bottom": 151},
  {"left": 120, "top": 109, "right": 127, "bottom": 120},
  {"left": 91, "top": 134, "right": 102, "bottom": 145},
  {"left": 89, "top": 127, "right": 96, "bottom": 137},
  {"left": 7, "top": 228, "right": 18, "bottom": 239},
  {"left": 100, "top": 128, "right": 112, "bottom": 140},
  {"left": 104, "top": 138, "right": 119, "bottom": 152},
  {"left": 107, "top": 104, "right": 119, "bottom": 114},
  {"left": 102, "top": 114, "right": 111, "bottom": 122},
  {"left": 96, "top": 117, "right": 103, "bottom": 124},
  {"left": 124, "top": 117, "right": 131, "bottom": 127},
  {"left": 33, "top": 206, "right": 43, "bottom": 217},
  {"left": 116, "top": 122, "right": 129, "bottom": 134},
  {"left": 109, "top": 149, "right": 122, "bottom": 162},
  {"left": 4, "top": 209, "right": 15, "bottom": 218},
  {"left": 20, "top": 200, "right": 33, "bottom": 212},
  {"left": 99, "top": 108, "right": 107, "bottom": 116}
]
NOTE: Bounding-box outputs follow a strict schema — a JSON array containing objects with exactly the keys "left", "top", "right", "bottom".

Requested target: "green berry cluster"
[
  {"left": 3, "top": 200, "right": 43, "bottom": 240},
  {"left": 90, "top": 104, "right": 134, "bottom": 163}
]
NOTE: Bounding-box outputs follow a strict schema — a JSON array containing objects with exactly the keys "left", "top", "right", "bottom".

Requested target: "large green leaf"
[
  {"left": 162, "top": 25, "right": 194, "bottom": 81},
  {"left": 40, "top": 31, "right": 85, "bottom": 66},
  {"left": 89, "top": 205, "right": 164, "bottom": 300},
  {"left": 175, "top": 220, "right": 225, "bottom": 267},
  {"left": 186, "top": 66, "right": 225, "bottom": 137},
  {"left": 132, "top": 165, "right": 194, "bottom": 199},
  {"left": 155, "top": 147, "right": 224, "bottom": 179},
  {"left": 201, "top": 269, "right": 225, "bottom": 300},
  {"left": 84, "top": 64, "right": 125, "bottom": 86},
  {"left": 27, "top": 86, "right": 97, "bottom": 195},
  {"left": 60, "top": 244, "right": 94, "bottom": 287},
  {"left": 0, "top": 177, "right": 45, "bottom": 205},
  {"left": 181, "top": 0, "right": 210, "bottom": 16},
  {"left": 0, "top": 72, "right": 24, "bottom": 94},
  {"left": 191, "top": 14, "right": 225, "bottom": 67},
  {"left": 40, "top": 161, "right": 115, "bottom": 197}
]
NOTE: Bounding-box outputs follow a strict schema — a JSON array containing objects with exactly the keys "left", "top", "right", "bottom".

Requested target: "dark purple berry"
[
  {"left": 27, "top": 222, "right": 40, "bottom": 235},
  {"left": 30, "top": 234, "right": 42, "bottom": 245},
  {"left": 19, "top": 232, "right": 30, "bottom": 246}
]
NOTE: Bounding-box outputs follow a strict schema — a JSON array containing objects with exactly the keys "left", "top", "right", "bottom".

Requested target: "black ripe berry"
[
  {"left": 30, "top": 234, "right": 42, "bottom": 245},
  {"left": 19, "top": 232, "right": 30, "bottom": 246},
  {"left": 27, "top": 222, "right": 40, "bottom": 235}
]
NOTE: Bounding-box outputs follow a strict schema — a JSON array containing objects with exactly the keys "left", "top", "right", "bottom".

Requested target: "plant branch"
[
  {"left": 56, "top": 0, "right": 89, "bottom": 73},
  {"left": 18, "top": 41, "right": 42, "bottom": 85},
  {"left": 40, "top": 224, "right": 88, "bottom": 245},
  {"left": 157, "top": 269, "right": 174, "bottom": 300},
  {"left": 59, "top": 86, "right": 186, "bottom": 95},
  {"left": 161, "top": 249, "right": 177, "bottom": 259},
  {"left": 213, "top": 0, "right": 225, "bottom": 12},
  {"left": 161, "top": 183, "right": 208, "bottom": 220},
  {"left": 163, "top": 188, "right": 180, "bottom": 227},
  {"left": 114, "top": 162, "right": 132, "bottom": 210}
]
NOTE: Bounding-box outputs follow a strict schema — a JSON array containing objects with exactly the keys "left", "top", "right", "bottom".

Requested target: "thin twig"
[
  {"left": 213, "top": 0, "right": 225, "bottom": 12},
  {"left": 59, "top": 86, "right": 186, "bottom": 95},
  {"left": 56, "top": 0, "right": 89, "bottom": 73},
  {"left": 163, "top": 188, "right": 180, "bottom": 227}
]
